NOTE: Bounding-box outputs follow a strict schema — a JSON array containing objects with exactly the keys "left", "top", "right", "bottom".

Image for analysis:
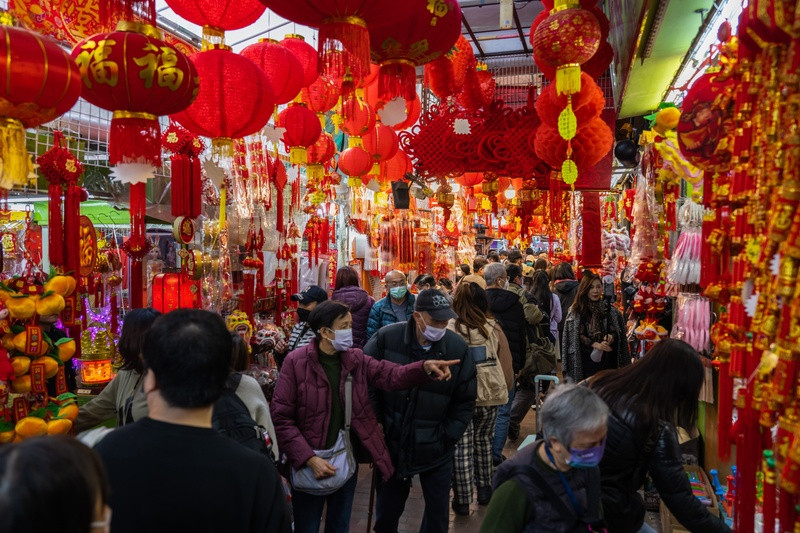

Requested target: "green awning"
[{"left": 33, "top": 201, "right": 130, "bottom": 226}]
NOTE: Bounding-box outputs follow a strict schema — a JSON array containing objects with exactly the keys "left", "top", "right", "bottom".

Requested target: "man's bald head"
[{"left": 385, "top": 270, "right": 407, "bottom": 284}]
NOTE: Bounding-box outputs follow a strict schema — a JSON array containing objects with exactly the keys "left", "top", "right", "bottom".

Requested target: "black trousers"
[{"left": 374, "top": 460, "right": 453, "bottom": 533}]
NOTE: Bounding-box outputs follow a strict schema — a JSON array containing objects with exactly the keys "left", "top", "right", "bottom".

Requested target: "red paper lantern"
[
  {"left": 455, "top": 172, "right": 484, "bottom": 188},
  {"left": 301, "top": 73, "right": 339, "bottom": 128},
  {"left": 362, "top": 122, "right": 398, "bottom": 175},
  {"left": 72, "top": 22, "right": 198, "bottom": 171},
  {"left": 152, "top": 272, "right": 202, "bottom": 313},
  {"left": 534, "top": 117, "right": 612, "bottom": 171},
  {"left": 340, "top": 95, "right": 376, "bottom": 145},
  {"left": 171, "top": 46, "right": 274, "bottom": 152},
  {"left": 424, "top": 35, "right": 475, "bottom": 100},
  {"left": 338, "top": 146, "right": 373, "bottom": 177},
  {"left": 369, "top": 0, "right": 461, "bottom": 100},
  {"left": 277, "top": 103, "right": 323, "bottom": 165},
  {"left": 535, "top": 73, "right": 605, "bottom": 126},
  {"left": 281, "top": 34, "right": 319, "bottom": 87},
  {"left": 306, "top": 132, "right": 336, "bottom": 180},
  {"left": 165, "top": 0, "right": 265, "bottom": 32},
  {"left": 0, "top": 26, "right": 82, "bottom": 189},
  {"left": 459, "top": 67, "right": 496, "bottom": 110},
  {"left": 241, "top": 39, "right": 304, "bottom": 105},
  {"left": 266, "top": 1, "right": 418, "bottom": 81},
  {"left": 392, "top": 94, "right": 422, "bottom": 131},
  {"left": 531, "top": 4, "right": 601, "bottom": 95}
]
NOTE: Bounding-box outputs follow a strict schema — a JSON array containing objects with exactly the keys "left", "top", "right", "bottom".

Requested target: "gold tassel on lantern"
[
  {"left": 211, "top": 137, "right": 234, "bottom": 160},
  {"left": 348, "top": 136, "right": 363, "bottom": 148},
  {"left": 290, "top": 146, "right": 308, "bottom": 165},
  {"left": 0, "top": 117, "right": 33, "bottom": 189},
  {"left": 556, "top": 63, "right": 582, "bottom": 96}
]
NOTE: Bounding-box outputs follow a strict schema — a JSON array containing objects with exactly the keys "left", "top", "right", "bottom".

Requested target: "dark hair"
[
  {"left": 414, "top": 274, "right": 435, "bottom": 289},
  {"left": 506, "top": 263, "right": 522, "bottom": 282},
  {"left": 453, "top": 282, "right": 491, "bottom": 338},
  {"left": 118, "top": 307, "right": 161, "bottom": 373},
  {"left": 473, "top": 256, "right": 488, "bottom": 273},
  {"left": 553, "top": 262, "right": 575, "bottom": 281},
  {"left": 571, "top": 272, "right": 603, "bottom": 318},
  {"left": 308, "top": 300, "right": 350, "bottom": 341},
  {"left": 0, "top": 436, "right": 110, "bottom": 533},
  {"left": 534, "top": 258, "right": 548, "bottom": 271},
  {"left": 531, "top": 270, "right": 552, "bottom": 316},
  {"left": 230, "top": 332, "right": 250, "bottom": 372},
  {"left": 438, "top": 278, "right": 453, "bottom": 291},
  {"left": 525, "top": 247, "right": 534, "bottom": 255},
  {"left": 499, "top": 249, "right": 509, "bottom": 258},
  {"left": 589, "top": 339, "right": 704, "bottom": 429},
  {"left": 459, "top": 264, "right": 471, "bottom": 276},
  {"left": 142, "top": 309, "right": 232, "bottom": 408},
  {"left": 334, "top": 266, "right": 360, "bottom": 290},
  {"left": 487, "top": 250, "right": 500, "bottom": 262},
  {"left": 508, "top": 250, "right": 523, "bottom": 263}
]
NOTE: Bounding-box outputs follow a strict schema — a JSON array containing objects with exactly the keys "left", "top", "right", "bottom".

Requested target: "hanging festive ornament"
[
  {"left": 162, "top": 123, "right": 205, "bottom": 219},
  {"left": 72, "top": 22, "right": 199, "bottom": 184},
  {"left": 306, "top": 132, "right": 336, "bottom": 181},
  {"left": 368, "top": 0, "right": 461, "bottom": 101},
  {"left": 265, "top": 1, "right": 418, "bottom": 81},
  {"left": 276, "top": 103, "right": 323, "bottom": 165},
  {"left": 281, "top": 34, "right": 319, "bottom": 87},
  {"left": 0, "top": 25, "right": 81, "bottom": 189},
  {"left": 165, "top": 0, "right": 266, "bottom": 45},
  {"left": 361, "top": 122, "right": 398, "bottom": 178},
  {"left": 171, "top": 46, "right": 274, "bottom": 157},
  {"left": 338, "top": 146, "right": 373, "bottom": 179},
  {"left": 340, "top": 75, "right": 377, "bottom": 147},
  {"left": 530, "top": 0, "right": 601, "bottom": 96},
  {"left": 241, "top": 38, "right": 304, "bottom": 105},
  {"left": 434, "top": 180, "right": 455, "bottom": 224},
  {"left": 459, "top": 63, "right": 496, "bottom": 110},
  {"left": 424, "top": 34, "right": 475, "bottom": 100},
  {"left": 383, "top": 149, "right": 412, "bottom": 182}
]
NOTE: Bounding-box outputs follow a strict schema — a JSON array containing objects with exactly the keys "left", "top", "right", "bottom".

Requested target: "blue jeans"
[
  {"left": 637, "top": 522, "right": 657, "bottom": 533},
  {"left": 374, "top": 460, "right": 453, "bottom": 533},
  {"left": 292, "top": 467, "right": 358, "bottom": 533},
  {"left": 492, "top": 382, "right": 516, "bottom": 461}
]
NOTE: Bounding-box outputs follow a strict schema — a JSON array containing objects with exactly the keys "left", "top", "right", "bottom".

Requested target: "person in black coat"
[
  {"left": 363, "top": 289, "right": 477, "bottom": 533},
  {"left": 587, "top": 339, "right": 730, "bottom": 533},
  {"left": 552, "top": 262, "right": 580, "bottom": 338}
]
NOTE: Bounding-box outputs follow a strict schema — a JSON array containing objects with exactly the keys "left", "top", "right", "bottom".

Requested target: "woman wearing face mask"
[
  {"left": 272, "top": 300, "right": 460, "bottom": 533},
  {"left": 562, "top": 272, "right": 629, "bottom": 382},
  {"left": 481, "top": 384, "right": 609, "bottom": 532},
  {"left": 588, "top": 340, "right": 730, "bottom": 533}
]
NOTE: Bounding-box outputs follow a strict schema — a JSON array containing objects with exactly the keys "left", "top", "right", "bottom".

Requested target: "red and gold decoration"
[
  {"left": 280, "top": 34, "right": 318, "bottom": 87},
  {"left": 276, "top": 103, "right": 323, "bottom": 165},
  {"left": 165, "top": 0, "right": 265, "bottom": 45},
  {"left": 241, "top": 38, "right": 304, "bottom": 105},
  {"left": 162, "top": 123, "right": 205, "bottom": 219},
  {"left": 0, "top": 25, "right": 82, "bottom": 190}
]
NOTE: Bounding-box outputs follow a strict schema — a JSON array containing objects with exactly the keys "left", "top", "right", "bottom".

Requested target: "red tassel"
[
  {"left": 190, "top": 157, "right": 202, "bottom": 218},
  {"left": 129, "top": 183, "right": 147, "bottom": 309},
  {"left": 718, "top": 361, "right": 732, "bottom": 460},
  {"left": 48, "top": 184, "right": 64, "bottom": 267},
  {"left": 170, "top": 154, "right": 187, "bottom": 217},
  {"left": 379, "top": 61, "right": 417, "bottom": 101},
  {"left": 99, "top": 0, "right": 156, "bottom": 25},
  {"left": 275, "top": 188, "right": 284, "bottom": 234},
  {"left": 109, "top": 115, "right": 161, "bottom": 167},
  {"left": 64, "top": 185, "right": 81, "bottom": 277},
  {"left": 243, "top": 270, "right": 255, "bottom": 326},
  {"left": 319, "top": 18, "right": 370, "bottom": 81},
  {"left": 779, "top": 488, "right": 796, "bottom": 529}
]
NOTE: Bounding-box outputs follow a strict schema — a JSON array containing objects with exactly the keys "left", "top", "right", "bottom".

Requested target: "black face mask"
[{"left": 297, "top": 308, "right": 311, "bottom": 323}]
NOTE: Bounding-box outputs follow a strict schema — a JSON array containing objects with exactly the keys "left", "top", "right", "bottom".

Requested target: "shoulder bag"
[
  {"left": 290, "top": 375, "right": 357, "bottom": 495},
  {"left": 475, "top": 324, "right": 510, "bottom": 405}
]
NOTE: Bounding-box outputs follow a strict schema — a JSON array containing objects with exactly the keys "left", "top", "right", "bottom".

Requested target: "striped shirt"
[{"left": 287, "top": 322, "right": 315, "bottom": 352}]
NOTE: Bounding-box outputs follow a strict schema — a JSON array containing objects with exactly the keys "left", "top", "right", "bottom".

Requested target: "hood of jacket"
[
  {"left": 554, "top": 280, "right": 580, "bottom": 295},
  {"left": 486, "top": 287, "right": 521, "bottom": 313},
  {"left": 332, "top": 285, "right": 370, "bottom": 312}
]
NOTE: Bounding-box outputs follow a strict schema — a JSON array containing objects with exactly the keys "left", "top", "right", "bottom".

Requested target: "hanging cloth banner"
[{"left": 581, "top": 191, "right": 602, "bottom": 268}]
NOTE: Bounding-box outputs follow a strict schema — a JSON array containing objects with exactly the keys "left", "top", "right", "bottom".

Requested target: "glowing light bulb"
[{"left": 504, "top": 188, "right": 516, "bottom": 199}]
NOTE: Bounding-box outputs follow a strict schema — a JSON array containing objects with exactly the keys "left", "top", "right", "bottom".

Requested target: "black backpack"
[{"left": 212, "top": 373, "right": 276, "bottom": 464}]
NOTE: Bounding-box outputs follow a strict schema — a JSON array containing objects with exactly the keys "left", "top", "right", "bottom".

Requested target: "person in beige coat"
[{"left": 447, "top": 281, "right": 514, "bottom": 515}]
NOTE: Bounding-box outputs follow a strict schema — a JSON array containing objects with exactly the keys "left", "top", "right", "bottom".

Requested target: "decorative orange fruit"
[
  {"left": 32, "top": 356, "right": 59, "bottom": 379},
  {"left": 15, "top": 417, "right": 47, "bottom": 439},
  {"left": 58, "top": 404, "right": 79, "bottom": 422},
  {"left": 46, "top": 418, "right": 73, "bottom": 435},
  {"left": 0, "top": 430, "right": 15, "bottom": 443},
  {"left": 10, "top": 375, "right": 31, "bottom": 393},
  {"left": 10, "top": 356, "right": 30, "bottom": 376},
  {"left": 56, "top": 338, "right": 76, "bottom": 362}
]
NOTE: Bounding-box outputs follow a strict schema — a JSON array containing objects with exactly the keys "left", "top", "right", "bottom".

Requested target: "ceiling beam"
[
  {"left": 462, "top": 14, "right": 486, "bottom": 58},
  {"left": 512, "top": 3, "right": 530, "bottom": 54}
]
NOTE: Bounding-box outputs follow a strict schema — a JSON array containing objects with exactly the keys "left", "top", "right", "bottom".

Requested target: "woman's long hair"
[
  {"left": 570, "top": 272, "right": 601, "bottom": 319},
  {"left": 118, "top": 307, "right": 162, "bottom": 373},
  {"left": 452, "top": 282, "right": 492, "bottom": 338},
  {"left": 589, "top": 339, "right": 704, "bottom": 429},
  {"left": 530, "top": 270, "right": 552, "bottom": 316}
]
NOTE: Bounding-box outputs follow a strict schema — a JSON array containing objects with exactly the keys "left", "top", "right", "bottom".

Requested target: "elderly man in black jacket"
[{"left": 364, "top": 289, "right": 477, "bottom": 533}]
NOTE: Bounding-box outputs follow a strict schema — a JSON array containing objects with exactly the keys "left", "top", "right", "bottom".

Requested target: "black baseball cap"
[
  {"left": 414, "top": 289, "right": 458, "bottom": 321},
  {"left": 291, "top": 285, "right": 328, "bottom": 305}
]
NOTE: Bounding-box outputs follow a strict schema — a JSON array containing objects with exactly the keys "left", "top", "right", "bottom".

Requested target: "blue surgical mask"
[
  {"left": 326, "top": 328, "right": 353, "bottom": 352},
  {"left": 389, "top": 286, "right": 408, "bottom": 299},
  {"left": 566, "top": 440, "right": 606, "bottom": 468}
]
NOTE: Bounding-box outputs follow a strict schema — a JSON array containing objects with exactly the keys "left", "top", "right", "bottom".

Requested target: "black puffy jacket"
[
  {"left": 486, "top": 288, "right": 528, "bottom": 373},
  {"left": 554, "top": 280, "right": 580, "bottom": 335},
  {"left": 599, "top": 408, "right": 731, "bottom": 533},
  {"left": 363, "top": 320, "right": 477, "bottom": 478}
]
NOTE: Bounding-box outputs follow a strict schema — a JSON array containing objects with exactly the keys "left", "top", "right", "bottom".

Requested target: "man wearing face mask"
[
  {"left": 274, "top": 285, "right": 328, "bottom": 368},
  {"left": 363, "top": 289, "right": 477, "bottom": 533},
  {"left": 481, "top": 384, "right": 609, "bottom": 532},
  {"left": 366, "top": 270, "right": 416, "bottom": 342}
]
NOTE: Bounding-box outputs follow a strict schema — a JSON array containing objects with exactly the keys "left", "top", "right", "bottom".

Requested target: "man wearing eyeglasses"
[{"left": 366, "top": 270, "right": 415, "bottom": 342}]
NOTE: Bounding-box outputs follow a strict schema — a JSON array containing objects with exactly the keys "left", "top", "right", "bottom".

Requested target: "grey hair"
[
  {"left": 483, "top": 262, "right": 507, "bottom": 287},
  {"left": 540, "top": 383, "right": 609, "bottom": 447}
]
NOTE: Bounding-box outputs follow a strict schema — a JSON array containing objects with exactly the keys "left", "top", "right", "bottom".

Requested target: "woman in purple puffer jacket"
[
  {"left": 331, "top": 266, "right": 374, "bottom": 349},
  {"left": 272, "top": 300, "right": 458, "bottom": 533}
]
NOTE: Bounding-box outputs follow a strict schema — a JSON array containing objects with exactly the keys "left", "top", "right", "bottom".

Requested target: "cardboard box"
[{"left": 660, "top": 465, "right": 720, "bottom": 533}]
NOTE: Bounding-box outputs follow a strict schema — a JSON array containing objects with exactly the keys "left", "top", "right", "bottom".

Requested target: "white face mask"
[
  {"left": 326, "top": 328, "right": 353, "bottom": 352},
  {"left": 421, "top": 320, "right": 447, "bottom": 343},
  {"left": 503, "top": 279, "right": 510, "bottom": 290}
]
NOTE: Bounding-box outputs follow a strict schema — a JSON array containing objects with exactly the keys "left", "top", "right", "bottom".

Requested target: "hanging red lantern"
[
  {"left": 369, "top": 0, "right": 461, "bottom": 101},
  {"left": 72, "top": 22, "right": 198, "bottom": 180},
  {"left": 301, "top": 74, "right": 340, "bottom": 127},
  {"left": 277, "top": 103, "right": 322, "bottom": 165},
  {"left": 265, "top": 1, "right": 419, "bottom": 81},
  {"left": 530, "top": 1, "right": 601, "bottom": 96},
  {"left": 338, "top": 146, "right": 373, "bottom": 178},
  {"left": 340, "top": 91, "right": 376, "bottom": 147},
  {"left": 281, "top": 34, "right": 319, "bottom": 87},
  {"left": 171, "top": 46, "right": 274, "bottom": 155},
  {"left": 383, "top": 149, "right": 412, "bottom": 182},
  {"left": 0, "top": 26, "right": 82, "bottom": 190},
  {"left": 459, "top": 66, "right": 496, "bottom": 110},
  {"left": 424, "top": 35, "right": 475, "bottom": 100},
  {"left": 306, "top": 133, "right": 336, "bottom": 181},
  {"left": 455, "top": 172, "right": 484, "bottom": 188},
  {"left": 165, "top": 0, "right": 266, "bottom": 37},
  {"left": 362, "top": 122, "right": 399, "bottom": 176},
  {"left": 242, "top": 38, "right": 304, "bottom": 105}
]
